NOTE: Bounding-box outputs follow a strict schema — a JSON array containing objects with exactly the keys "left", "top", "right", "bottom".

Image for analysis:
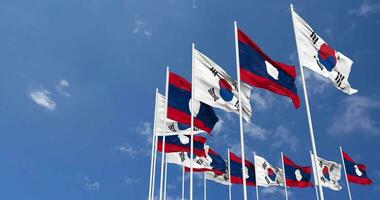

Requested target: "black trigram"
[
  {"left": 335, "top": 72, "right": 345, "bottom": 88},
  {"left": 208, "top": 88, "right": 219, "bottom": 101},
  {"left": 310, "top": 32, "right": 319, "bottom": 44},
  {"left": 234, "top": 100, "right": 239, "bottom": 110},
  {"left": 209, "top": 67, "right": 219, "bottom": 76},
  {"left": 196, "top": 159, "right": 204, "bottom": 165},
  {"left": 179, "top": 152, "right": 186, "bottom": 162},
  {"left": 265, "top": 176, "right": 271, "bottom": 184},
  {"left": 168, "top": 124, "right": 177, "bottom": 132},
  {"left": 262, "top": 162, "right": 267, "bottom": 170}
]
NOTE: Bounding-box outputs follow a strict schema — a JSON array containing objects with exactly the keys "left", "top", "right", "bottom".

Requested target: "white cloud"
[
  {"left": 56, "top": 79, "right": 71, "bottom": 97},
  {"left": 133, "top": 19, "right": 152, "bottom": 37},
  {"left": 350, "top": 1, "right": 380, "bottom": 16},
  {"left": 251, "top": 90, "right": 275, "bottom": 111},
  {"left": 124, "top": 177, "right": 141, "bottom": 184},
  {"left": 244, "top": 122, "right": 269, "bottom": 140},
  {"left": 212, "top": 119, "right": 224, "bottom": 135},
  {"left": 261, "top": 187, "right": 292, "bottom": 197},
  {"left": 328, "top": 96, "right": 380, "bottom": 135},
  {"left": 29, "top": 88, "right": 56, "bottom": 111},
  {"left": 115, "top": 143, "right": 138, "bottom": 158},
  {"left": 271, "top": 126, "right": 298, "bottom": 152},
  {"left": 136, "top": 122, "right": 153, "bottom": 143},
  {"left": 83, "top": 176, "right": 100, "bottom": 191},
  {"left": 324, "top": 28, "right": 334, "bottom": 40}
]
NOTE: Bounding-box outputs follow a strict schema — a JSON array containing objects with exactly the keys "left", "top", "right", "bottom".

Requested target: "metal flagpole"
[
  {"left": 151, "top": 130, "right": 158, "bottom": 200},
  {"left": 228, "top": 148, "right": 232, "bottom": 200},
  {"left": 182, "top": 166, "right": 185, "bottom": 200},
  {"left": 163, "top": 159, "right": 168, "bottom": 200},
  {"left": 159, "top": 67, "right": 170, "bottom": 200},
  {"left": 310, "top": 151, "right": 320, "bottom": 200},
  {"left": 233, "top": 20, "right": 248, "bottom": 200},
  {"left": 340, "top": 146, "right": 353, "bottom": 200},
  {"left": 281, "top": 152, "right": 289, "bottom": 200},
  {"left": 254, "top": 152, "right": 259, "bottom": 200},
  {"left": 148, "top": 89, "right": 159, "bottom": 200},
  {"left": 204, "top": 173, "right": 207, "bottom": 200},
  {"left": 190, "top": 43, "right": 195, "bottom": 200},
  {"left": 290, "top": 4, "right": 324, "bottom": 200}
]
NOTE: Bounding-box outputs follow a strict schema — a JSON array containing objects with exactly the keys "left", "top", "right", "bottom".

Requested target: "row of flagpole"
[{"left": 147, "top": 4, "right": 364, "bottom": 200}]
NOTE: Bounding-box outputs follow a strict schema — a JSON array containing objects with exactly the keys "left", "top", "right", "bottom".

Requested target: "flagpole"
[
  {"left": 234, "top": 20, "right": 248, "bottom": 200},
  {"left": 182, "top": 166, "right": 185, "bottom": 200},
  {"left": 228, "top": 148, "right": 232, "bottom": 200},
  {"left": 204, "top": 173, "right": 207, "bottom": 200},
  {"left": 159, "top": 67, "right": 170, "bottom": 200},
  {"left": 340, "top": 146, "right": 353, "bottom": 200},
  {"left": 290, "top": 4, "right": 324, "bottom": 200},
  {"left": 151, "top": 132, "right": 158, "bottom": 200},
  {"left": 190, "top": 43, "right": 195, "bottom": 200},
  {"left": 163, "top": 159, "right": 168, "bottom": 200},
  {"left": 310, "top": 151, "right": 320, "bottom": 200},
  {"left": 254, "top": 152, "right": 259, "bottom": 200},
  {"left": 281, "top": 152, "right": 289, "bottom": 200},
  {"left": 148, "top": 89, "right": 159, "bottom": 200}
]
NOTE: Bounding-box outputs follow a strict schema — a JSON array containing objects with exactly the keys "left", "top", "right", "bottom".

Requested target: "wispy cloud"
[
  {"left": 124, "top": 177, "right": 141, "bottom": 184},
  {"left": 261, "top": 187, "right": 292, "bottom": 197},
  {"left": 272, "top": 126, "right": 299, "bottom": 152},
  {"left": 251, "top": 90, "right": 275, "bottom": 111},
  {"left": 301, "top": 68, "right": 330, "bottom": 95},
  {"left": 83, "top": 176, "right": 100, "bottom": 191},
  {"left": 244, "top": 123, "right": 269, "bottom": 140},
  {"left": 133, "top": 19, "right": 152, "bottom": 37},
  {"left": 114, "top": 143, "right": 138, "bottom": 158},
  {"left": 213, "top": 119, "right": 224, "bottom": 135},
  {"left": 328, "top": 96, "right": 380, "bottom": 135},
  {"left": 349, "top": 1, "right": 380, "bottom": 16},
  {"left": 56, "top": 79, "right": 71, "bottom": 97},
  {"left": 29, "top": 88, "right": 56, "bottom": 111},
  {"left": 136, "top": 122, "right": 153, "bottom": 143},
  {"left": 191, "top": 0, "right": 198, "bottom": 9}
]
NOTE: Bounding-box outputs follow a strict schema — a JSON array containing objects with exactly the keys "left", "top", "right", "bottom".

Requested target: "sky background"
[{"left": 0, "top": 0, "right": 380, "bottom": 199}]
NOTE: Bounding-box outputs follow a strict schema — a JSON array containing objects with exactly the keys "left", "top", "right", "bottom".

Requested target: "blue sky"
[{"left": 0, "top": 0, "right": 379, "bottom": 199}]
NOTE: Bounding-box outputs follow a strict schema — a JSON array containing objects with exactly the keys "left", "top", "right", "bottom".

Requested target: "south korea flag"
[
  {"left": 311, "top": 153, "right": 342, "bottom": 191},
  {"left": 291, "top": 7, "right": 357, "bottom": 95},
  {"left": 254, "top": 154, "right": 285, "bottom": 187},
  {"left": 166, "top": 151, "right": 212, "bottom": 169},
  {"left": 193, "top": 48, "right": 252, "bottom": 122}
]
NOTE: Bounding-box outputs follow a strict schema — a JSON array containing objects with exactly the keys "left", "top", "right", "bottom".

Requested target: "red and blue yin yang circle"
[
  {"left": 317, "top": 43, "right": 337, "bottom": 71},
  {"left": 267, "top": 168, "right": 277, "bottom": 182},
  {"left": 322, "top": 166, "right": 331, "bottom": 181},
  {"left": 218, "top": 78, "right": 234, "bottom": 102}
]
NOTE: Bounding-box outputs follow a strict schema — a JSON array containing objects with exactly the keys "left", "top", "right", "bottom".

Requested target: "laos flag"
[
  {"left": 168, "top": 72, "right": 219, "bottom": 133},
  {"left": 157, "top": 134, "right": 206, "bottom": 157},
  {"left": 238, "top": 28, "right": 300, "bottom": 108},
  {"left": 342, "top": 151, "right": 373, "bottom": 185},
  {"left": 230, "top": 152, "right": 256, "bottom": 186},
  {"left": 283, "top": 155, "right": 312, "bottom": 188}
]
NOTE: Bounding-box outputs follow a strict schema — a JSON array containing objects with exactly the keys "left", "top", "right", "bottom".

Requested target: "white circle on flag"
[
  {"left": 354, "top": 165, "right": 363, "bottom": 177},
  {"left": 295, "top": 169, "right": 302, "bottom": 181}
]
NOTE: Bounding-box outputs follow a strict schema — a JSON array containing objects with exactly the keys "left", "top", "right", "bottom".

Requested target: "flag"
[
  {"left": 311, "top": 154, "right": 342, "bottom": 191},
  {"left": 155, "top": 92, "right": 203, "bottom": 136},
  {"left": 157, "top": 135, "right": 206, "bottom": 157},
  {"left": 254, "top": 154, "right": 284, "bottom": 187},
  {"left": 283, "top": 155, "right": 313, "bottom": 188},
  {"left": 229, "top": 152, "right": 256, "bottom": 186},
  {"left": 291, "top": 8, "right": 357, "bottom": 95},
  {"left": 168, "top": 72, "right": 219, "bottom": 133},
  {"left": 193, "top": 48, "right": 252, "bottom": 122},
  {"left": 166, "top": 151, "right": 212, "bottom": 169},
  {"left": 342, "top": 151, "right": 373, "bottom": 185},
  {"left": 238, "top": 28, "right": 300, "bottom": 108},
  {"left": 185, "top": 146, "right": 230, "bottom": 185}
]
